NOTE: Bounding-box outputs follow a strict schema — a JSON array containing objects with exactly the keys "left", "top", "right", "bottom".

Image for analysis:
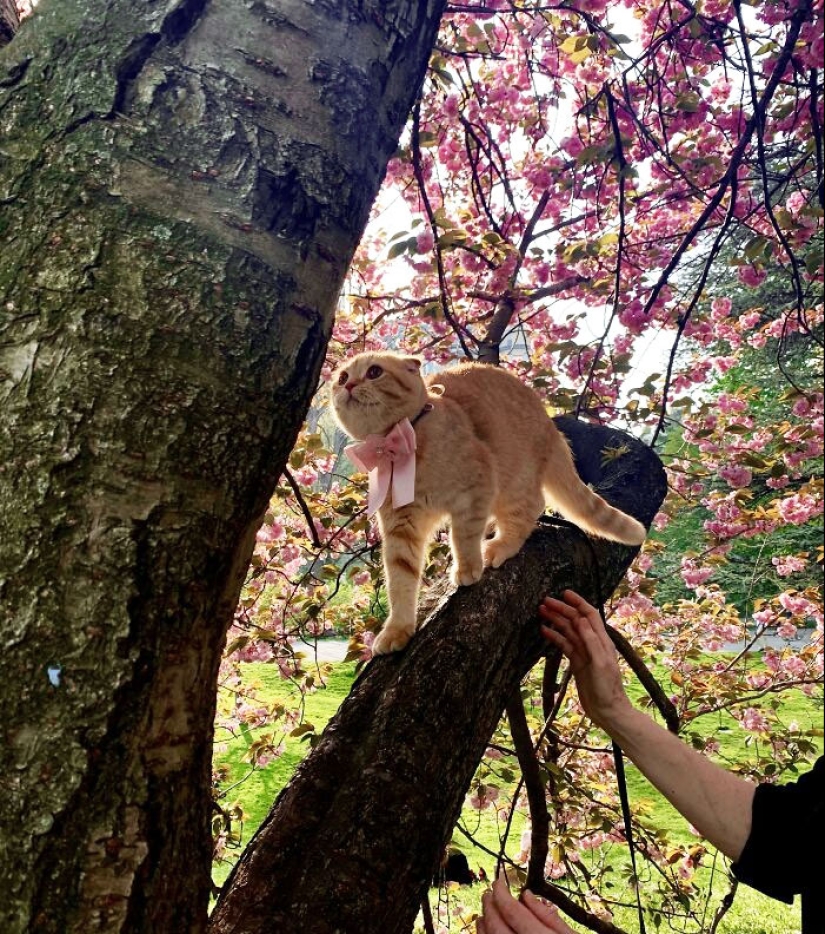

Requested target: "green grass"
[
  {"left": 212, "top": 655, "right": 820, "bottom": 932},
  {"left": 620, "top": 664, "right": 823, "bottom": 858},
  {"left": 212, "top": 658, "right": 358, "bottom": 887},
  {"left": 417, "top": 879, "right": 800, "bottom": 934}
]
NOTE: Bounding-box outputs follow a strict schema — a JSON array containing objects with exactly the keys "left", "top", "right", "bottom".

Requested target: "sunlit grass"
[{"left": 212, "top": 653, "right": 819, "bottom": 932}]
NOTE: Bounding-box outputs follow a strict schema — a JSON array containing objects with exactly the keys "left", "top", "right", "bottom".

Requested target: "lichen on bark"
[{"left": 1, "top": 0, "right": 447, "bottom": 931}]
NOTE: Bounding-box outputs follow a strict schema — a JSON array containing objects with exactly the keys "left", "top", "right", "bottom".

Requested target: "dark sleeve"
[{"left": 731, "top": 756, "right": 824, "bottom": 903}]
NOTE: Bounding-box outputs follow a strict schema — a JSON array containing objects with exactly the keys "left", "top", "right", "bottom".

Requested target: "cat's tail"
[{"left": 541, "top": 427, "right": 647, "bottom": 546}]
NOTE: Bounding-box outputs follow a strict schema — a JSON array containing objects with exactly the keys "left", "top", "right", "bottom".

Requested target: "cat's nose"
[{"left": 345, "top": 380, "right": 359, "bottom": 393}]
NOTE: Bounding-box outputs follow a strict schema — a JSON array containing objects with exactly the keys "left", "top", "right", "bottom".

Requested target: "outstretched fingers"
[{"left": 539, "top": 590, "right": 612, "bottom": 663}]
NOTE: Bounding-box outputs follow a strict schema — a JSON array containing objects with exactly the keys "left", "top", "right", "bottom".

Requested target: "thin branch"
[
  {"left": 811, "top": 68, "right": 824, "bottom": 210},
  {"left": 708, "top": 878, "right": 738, "bottom": 934},
  {"left": 420, "top": 895, "right": 436, "bottom": 934},
  {"left": 640, "top": 0, "right": 813, "bottom": 319},
  {"left": 606, "top": 624, "right": 680, "bottom": 733},
  {"left": 650, "top": 173, "right": 740, "bottom": 447},
  {"left": 575, "top": 85, "right": 629, "bottom": 418},
  {"left": 733, "top": 0, "right": 806, "bottom": 321},
  {"left": 478, "top": 190, "right": 551, "bottom": 365},
  {"left": 281, "top": 467, "right": 322, "bottom": 549},
  {"left": 411, "top": 99, "right": 476, "bottom": 359},
  {"left": 506, "top": 690, "right": 551, "bottom": 892},
  {"left": 542, "top": 646, "right": 564, "bottom": 724}
]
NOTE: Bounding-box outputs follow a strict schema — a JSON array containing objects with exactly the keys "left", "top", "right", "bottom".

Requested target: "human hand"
[
  {"left": 477, "top": 873, "right": 575, "bottom": 934},
  {"left": 538, "top": 590, "right": 632, "bottom": 730}
]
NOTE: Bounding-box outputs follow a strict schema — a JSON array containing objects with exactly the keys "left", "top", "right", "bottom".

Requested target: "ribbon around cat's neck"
[{"left": 345, "top": 402, "right": 434, "bottom": 516}]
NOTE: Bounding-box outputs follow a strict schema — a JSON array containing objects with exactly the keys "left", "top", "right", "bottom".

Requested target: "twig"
[
  {"left": 506, "top": 690, "right": 550, "bottom": 892},
  {"left": 420, "top": 894, "right": 436, "bottom": 934},
  {"left": 411, "top": 99, "right": 475, "bottom": 359},
  {"left": 606, "top": 624, "right": 680, "bottom": 733},
  {"left": 541, "top": 646, "right": 563, "bottom": 725},
  {"left": 282, "top": 467, "right": 322, "bottom": 549},
  {"left": 640, "top": 0, "right": 813, "bottom": 319},
  {"left": 708, "top": 878, "right": 738, "bottom": 934},
  {"left": 575, "top": 85, "right": 629, "bottom": 419}
]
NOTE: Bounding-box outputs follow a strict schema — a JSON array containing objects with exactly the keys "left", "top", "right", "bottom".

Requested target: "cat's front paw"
[
  {"left": 483, "top": 537, "right": 524, "bottom": 569},
  {"left": 372, "top": 619, "right": 416, "bottom": 655},
  {"left": 450, "top": 561, "right": 484, "bottom": 587}
]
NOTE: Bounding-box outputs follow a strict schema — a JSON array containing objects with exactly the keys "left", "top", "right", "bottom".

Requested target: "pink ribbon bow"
[{"left": 345, "top": 418, "right": 417, "bottom": 516}]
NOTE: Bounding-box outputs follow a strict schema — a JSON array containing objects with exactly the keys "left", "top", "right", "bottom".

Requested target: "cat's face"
[{"left": 331, "top": 352, "right": 427, "bottom": 439}]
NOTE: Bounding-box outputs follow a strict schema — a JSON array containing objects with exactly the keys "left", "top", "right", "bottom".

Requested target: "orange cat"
[{"left": 331, "top": 352, "right": 646, "bottom": 654}]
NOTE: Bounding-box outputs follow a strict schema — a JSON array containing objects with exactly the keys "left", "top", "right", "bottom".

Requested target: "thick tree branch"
[{"left": 210, "top": 420, "right": 667, "bottom": 934}]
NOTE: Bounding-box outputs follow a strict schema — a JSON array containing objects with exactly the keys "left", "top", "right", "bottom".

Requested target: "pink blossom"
[
  {"left": 782, "top": 655, "right": 808, "bottom": 679},
  {"left": 738, "top": 311, "right": 762, "bottom": 330},
  {"left": 711, "top": 297, "right": 732, "bottom": 319},
  {"left": 741, "top": 708, "right": 769, "bottom": 733},
  {"left": 776, "top": 621, "right": 799, "bottom": 640},
  {"left": 653, "top": 512, "right": 670, "bottom": 531},
  {"left": 738, "top": 264, "right": 767, "bottom": 288},
  {"left": 415, "top": 229, "right": 435, "bottom": 253},
  {"left": 778, "top": 591, "right": 821, "bottom": 622},
  {"left": 776, "top": 492, "right": 823, "bottom": 525},
  {"left": 293, "top": 465, "right": 318, "bottom": 487},
  {"left": 713, "top": 355, "right": 738, "bottom": 375},
  {"left": 468, "top": 784, "right": 500, "bottom": 810},
  {"left": 680, "top": 558, "right": 714, "bottom": 588},
  {"left": 772, "top": 555, "right": 807, "bottom": 577},
  {"left": 753, "top": 608, "right": 776, "bottom": 627},
  {"left": 717, "top": 464, "right": 752, "bottom": 489},
  {"left": 717, "top": 393, "right": 748, "bottom": 415},
  {"left": 786, "top": 190, "right": 806, "bottom": 215},
  {"left": 256, "top": 519, "right": 285, "bottom": 543}
]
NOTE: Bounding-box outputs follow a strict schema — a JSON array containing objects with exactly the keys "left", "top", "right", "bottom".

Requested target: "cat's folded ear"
[{"left": 405, "top": 356, "right": 423, "bottom": 372}]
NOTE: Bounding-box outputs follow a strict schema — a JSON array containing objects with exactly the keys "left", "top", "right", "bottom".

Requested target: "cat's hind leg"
[
  {"left": 374, "top": 505, "right": 438, "bottom": 654},
  {"left": 483, "top": 491, "right": 544, "bottom": 569}
]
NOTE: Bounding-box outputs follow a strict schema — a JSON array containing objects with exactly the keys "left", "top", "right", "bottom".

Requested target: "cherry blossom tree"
[
  {"left": 219, "top": 0, "right": 822, "bottom": 930},
  {"left": 0, "top": 1, "right": 446, "bottom": 931}
]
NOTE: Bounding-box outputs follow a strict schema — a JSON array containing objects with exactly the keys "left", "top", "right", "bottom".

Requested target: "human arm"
[{"left": 538, "top": 590, "right": 756, "bottom": 862}]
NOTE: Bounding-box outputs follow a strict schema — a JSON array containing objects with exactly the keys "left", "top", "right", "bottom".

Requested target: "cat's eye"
[
  {"left": 337, "top": 371, "right": 348, "bottom": 386},
  {"left": 366, "top": 365, "right": 383, "bottom": 380}
]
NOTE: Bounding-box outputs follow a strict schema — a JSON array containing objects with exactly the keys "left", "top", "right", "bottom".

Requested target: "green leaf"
[
  {"left": 560, "top": 33, "right": 593, "bottom": 64},
  {"left": 437, "top": 229, "right": 467, "bottom": 248},
  {"left": 675, "top": 92, "right": 701, "bottom": 113},
  {"left": 290, "top": 722, "right": 316, "bottom": 738}
]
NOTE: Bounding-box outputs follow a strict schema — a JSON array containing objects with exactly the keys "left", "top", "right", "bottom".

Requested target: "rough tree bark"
[
  {"left": 210, "top": 419, "right": 667, "bottom": 934},
  {"left": 0, "top": 2, "right": 446, "bottom": 932}
]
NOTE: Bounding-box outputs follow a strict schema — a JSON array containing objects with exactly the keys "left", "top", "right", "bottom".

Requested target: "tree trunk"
[
  {"left": 0, "top": 2, "right": 446, "bottom": 932},
  {"left": 210, "top": 420, "right": 667, "bottom": 934}
]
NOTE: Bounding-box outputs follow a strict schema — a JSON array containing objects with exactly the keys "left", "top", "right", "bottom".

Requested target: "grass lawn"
[{"left": 212, "top": 652, "right": 821, "bottom": 933}]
